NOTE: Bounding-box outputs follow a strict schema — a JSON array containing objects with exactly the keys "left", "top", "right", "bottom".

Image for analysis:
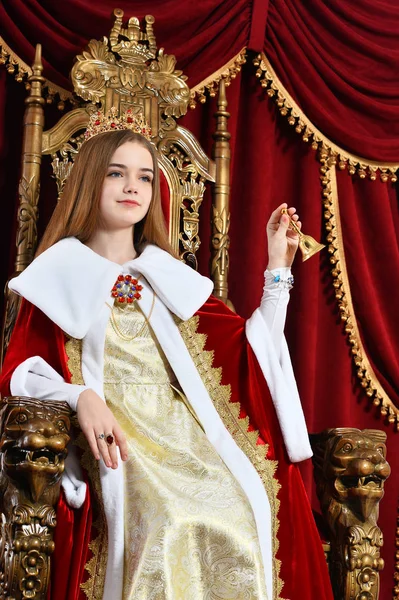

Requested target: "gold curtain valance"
[
  {"left": 0, "top": 35, "right": 72, "bottom": 109},
  {"left": 254, "top": 53, "right": 399, "bottom": 182},
  {"left": 189, "top": 49, "right": 247, "bottom": 107}
]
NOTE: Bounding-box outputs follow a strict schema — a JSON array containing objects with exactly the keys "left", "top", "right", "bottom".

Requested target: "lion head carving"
[
  {"left": 0, "top": 397, "right": 71, "bottom": 507},
  {"left": 311, "top": 428, "right": 390, "bottom": 529}
]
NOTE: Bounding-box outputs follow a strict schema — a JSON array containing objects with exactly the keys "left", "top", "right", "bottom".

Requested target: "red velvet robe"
[{"left": 0, "top": 297, "right": 333, "bottom": 600}]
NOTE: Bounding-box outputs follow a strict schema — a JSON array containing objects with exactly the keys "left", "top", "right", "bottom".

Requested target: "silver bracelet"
[{"left": 271, "top": 273, "right": 294, "bottom": 290}]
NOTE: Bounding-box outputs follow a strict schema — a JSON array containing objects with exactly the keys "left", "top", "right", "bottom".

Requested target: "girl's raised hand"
[{"left": 266, "top": 203, "right": 301, "bottom": 270}]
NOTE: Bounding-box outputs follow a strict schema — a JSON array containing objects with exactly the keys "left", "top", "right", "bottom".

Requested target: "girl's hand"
[
  {"left": 266, "top": 203, "right": 301, "bottom": 270},
  {"left": 77, "top": 389, "right": 128, "bottom": 469}
]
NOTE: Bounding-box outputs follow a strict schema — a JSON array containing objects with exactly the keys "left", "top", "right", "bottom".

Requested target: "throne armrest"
[
  {"left": 0, "top": 396, "right": 72, "bottom": 600},
  {"left": 310, "top": 428, "right": 390, "bottom": 600}
]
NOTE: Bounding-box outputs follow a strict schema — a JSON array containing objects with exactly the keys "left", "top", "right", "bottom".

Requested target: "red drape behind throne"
[{"left": 1, "top": 1, "right": 399, "bottom": 597}]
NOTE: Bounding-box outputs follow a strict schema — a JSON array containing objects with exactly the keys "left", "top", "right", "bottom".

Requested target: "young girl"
[{"left": 0, "top": 122, "right": 333, "bottom": 600}]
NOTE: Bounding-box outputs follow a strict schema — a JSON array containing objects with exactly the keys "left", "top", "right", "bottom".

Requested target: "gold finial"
[{"left": 32, "top": 44, "right": 43, "bottom": 76}]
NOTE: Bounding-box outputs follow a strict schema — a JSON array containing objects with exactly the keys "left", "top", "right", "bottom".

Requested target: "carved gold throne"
[{"left": 0, "top": 10, "right": 390, "bottom": 600}]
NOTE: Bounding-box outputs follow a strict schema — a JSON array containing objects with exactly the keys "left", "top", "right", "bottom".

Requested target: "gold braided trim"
[
  {"left": 189, "top": 48, "right": 247, "bottom": 108},
  {"left": 65, "top": 336, "right": 108, "bottom": 599},
  {"left": 0, "top": 36, "right": 30, "bottom": 83},
  {"left": 254, "top": 52, "right": 399, "bottom": 182},
  {"left": 320, "top": 158, "right": 399, "bottom": 428},
  {"left": 0, "top": 36, "right": 73, "bottom": 109},
  {"left": 178, "top": 315, "right": 286, "bottom": 600}
]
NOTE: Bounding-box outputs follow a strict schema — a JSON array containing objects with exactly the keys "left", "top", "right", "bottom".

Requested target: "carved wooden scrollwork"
[
  {"left": 157, "top": 132, "right": 213, "bottom": 266},
  {"left": 70, "top": 10, "right": 190, "bottom": 131},
  {"left": 211, "top": 204, "right": 230, "bottom": 288},
  {"left": 311, "top": 428, "right": 390, "bottom": 600},
  {"left": 15, "top": 176, "right": 39, "bottom": 269},
  {"left": 179, "top": 177, "right": 206, "bottom": 269},
  {"left": 51, "top": 136, "right": 85, "bottom": 199},
  {"left": 0, "top": 398, "right": 71, "bottom": 600}
]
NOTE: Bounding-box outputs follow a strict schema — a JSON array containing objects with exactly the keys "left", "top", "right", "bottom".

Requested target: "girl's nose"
[{"left": 123, "top": 182, "right": 138, "bottom": 194}]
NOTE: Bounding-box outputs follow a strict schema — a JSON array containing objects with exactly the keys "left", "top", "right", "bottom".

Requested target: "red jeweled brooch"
[{"left": 111, "top": 274, "right": 143, "bottom": 304}]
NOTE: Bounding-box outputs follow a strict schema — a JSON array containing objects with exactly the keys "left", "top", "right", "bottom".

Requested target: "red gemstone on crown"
[
  {"left": 127, "top": 297, "right": 133, "bottom": 303},
  {"left": 134, "top": 292, "right": 141, "bottom": 299},
  {"left": 136, "top": 284, "right": 143, "bottom": 291},
  {"left": 127, "top": 117, "right": 133, "bottom": 123},
  {"left": 125, "top": 275, "right": 131, "bottom": 282},
  {"left": 95, "top": 120, "right": 100, "bottom": 126},
  {"left": 118, "top": 297, "right": 125, "bottom": 303},
  {"left": 132, "top": 278, "right": 138, "bottom": 285},
  {"left": 118, "top": 275, "right": 124, "bottom": 281}
]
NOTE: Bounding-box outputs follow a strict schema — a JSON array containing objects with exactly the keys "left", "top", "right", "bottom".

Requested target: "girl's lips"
[{"left": 118, "top": 200, "right": 140, "bottom": 207}]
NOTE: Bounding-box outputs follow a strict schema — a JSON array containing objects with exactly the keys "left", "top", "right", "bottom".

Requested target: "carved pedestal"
[
  {"left": 311, "top": 428, "right": 390, "bottom": 600},
  {"left": 0, "top": 397, "right": 71, "bottom": 600}
]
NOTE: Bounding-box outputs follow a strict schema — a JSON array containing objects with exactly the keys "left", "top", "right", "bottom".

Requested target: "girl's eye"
[
  {"left": 108, "top": 171, "right": 122, "bottom": 178},
  {"left": 140, "top": 175, "right": 152, "bottom": 183}
]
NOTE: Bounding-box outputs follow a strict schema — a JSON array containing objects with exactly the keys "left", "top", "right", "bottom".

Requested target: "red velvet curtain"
[
  {"left": 265, "top": 0, "right": 399, "bottom": 160},
  {"left": 1, "top": 1, "right": 399, "bottom": 597}
]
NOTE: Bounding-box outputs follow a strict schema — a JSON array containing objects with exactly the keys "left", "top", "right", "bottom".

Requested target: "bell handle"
[{"left": 281, "top": 207, "right": 302, "bottom": 237}]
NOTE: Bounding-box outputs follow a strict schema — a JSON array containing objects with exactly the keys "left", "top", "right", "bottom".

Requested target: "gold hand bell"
[{"left": 281, "top": 208, "right": 326, "bottom": 262}]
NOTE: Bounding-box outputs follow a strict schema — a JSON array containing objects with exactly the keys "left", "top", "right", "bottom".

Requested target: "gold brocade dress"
[{"left": 103, "top": 300, "right": 268, "bottom": 600}]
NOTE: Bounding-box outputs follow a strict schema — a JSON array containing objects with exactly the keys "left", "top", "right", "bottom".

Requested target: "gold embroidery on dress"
[
  {"left": 105, "top": 304, "right": 268, "bottom": 599},
  {"left": 65, "top": 336, "right": 85, "bottom": 385},
  {"left": 178, "top": 316, "right": 285, "bottom": 600},
  {"left": 65, "top": 336, "right": 108, "bottom": 600}
]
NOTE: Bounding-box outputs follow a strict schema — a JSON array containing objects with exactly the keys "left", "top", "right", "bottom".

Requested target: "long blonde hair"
[{"left": 37, "top": 129, "right": 176, "bottom": 257}]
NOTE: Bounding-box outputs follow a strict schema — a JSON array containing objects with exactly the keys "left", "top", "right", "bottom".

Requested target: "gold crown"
[{"left": 84, "top": 107, "right": 152, "bottom": 142}]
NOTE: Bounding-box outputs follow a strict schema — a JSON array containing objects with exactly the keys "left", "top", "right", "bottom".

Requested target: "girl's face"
[{"left": 99, "top": 141, "right": 154, "bottom": 232}]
